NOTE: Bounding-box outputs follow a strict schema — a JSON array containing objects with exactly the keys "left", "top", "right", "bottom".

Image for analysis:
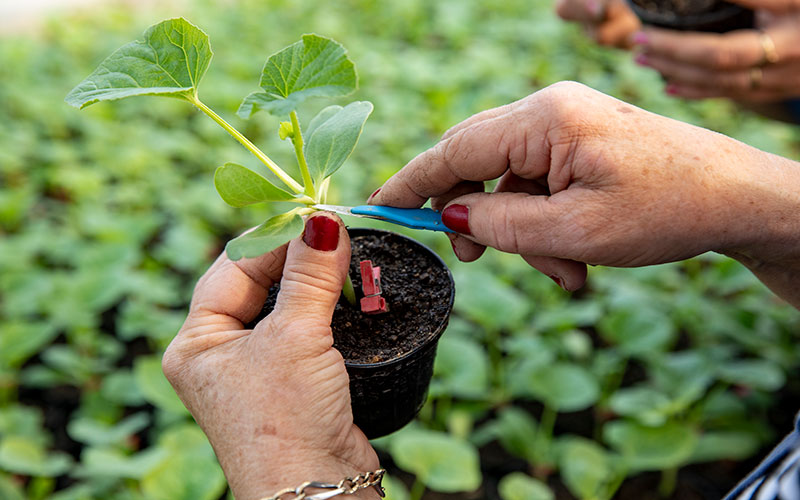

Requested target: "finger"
[
  {"left": 594, "top": 0, "right": 641, "bottom": 48},
  {"left": 371, "top": 100, "right": 553, "bottom": 209},
  {"left": 521, "top": 254, "right": 589, "bottom": 291},
  {"left": 440, "top": 99, "right": 523, "bottom": 141},
  {"left": 665, "top": 81, "right": 790, "bottom": 102},
  {"left": 271, "top": 213, "right": 351, "bottom": 329},
  {"left": 556, "top": 0, "right": 605, "bottom": 23},
  {"left": 637, "top": 27, "right": 764, "bottom": 70},
  {"left": 441, "top": 191, "right": 572, "bottom": 258},
  {"left": 641, "top": 53, "right": 751, "bottom": 89},
  {"left": 727, "top": 0, "right": 800, "bottom": 13},
  {"left": 431, "top": 181, "right": 487, "bottom": 262},
  {"left": 184, "top": 242, "right": 288, "bottom": 333}
]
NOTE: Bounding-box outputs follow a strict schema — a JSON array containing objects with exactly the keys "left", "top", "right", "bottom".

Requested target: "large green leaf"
[
  {"left": 213, "top": 162, "right": 296, "bottom": 207},
  {"left": 65, "top": 18, "right": 211, "bottom": 108},
  {"left": 516, "top": 362, "right": 599, "bottom": 412},
  {"left": 0, "top": 321, "right": 58, "bottom": 368},
  {"left": 305, "top": 101, "right": 373, "bottom": 184},
  {"left": 390, "top": 429, "right": 481, "bottom": 493},
  {"left": 237, "top": 34, "right": 356, "bottom": 117},
  {"left": 557, "top": 437, "right": 623, "bottom": 500},
  {"left": 225, "top": 212, "right": 304, "bottom": 261},
  {"left": 691, "top": 431, "right": 762, "bottom": 463},
  {"left": 431, "top": 335, "right": 490, "bottom": 399},
  {"left": 498, "top": 472, "right": 553, "bottom": 500},
  {"left": 0, "top": 436, "right": 72, "bottom": 477},
  {"left": 604, "top": 421, "right": 698, "bottom": 471},
  {"left": 717, "top": 359, "right": 785, "bottom": 391}
]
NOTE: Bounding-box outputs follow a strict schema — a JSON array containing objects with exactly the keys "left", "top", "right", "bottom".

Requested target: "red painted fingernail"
[
  {"left": 303, "top": 215, "right": 340, "bottom": 251},
  {"left": 665, "top": 83, "right": 679, "bottom": 95},
  {"left": 367, "top": 188, "right": 381, "bottom": 202},
  {"left": 632, "top": 31, "right": 648, "bottom": 45},
  {"left": 442, "top": 204, "right": 471, "bottom": 235},
  {"left": 549, "top": 274, "right": 566, "bottom": 289},
  {"left": 634, "top": 53, "right": 649, "bottom": 66}
]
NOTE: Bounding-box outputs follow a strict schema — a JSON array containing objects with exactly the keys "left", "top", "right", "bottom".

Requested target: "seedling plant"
[{"left": 66, "top": 18, "right": 373, "bottom": 266}]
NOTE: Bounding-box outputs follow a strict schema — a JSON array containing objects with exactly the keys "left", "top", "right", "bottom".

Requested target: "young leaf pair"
[{"left": 66, "top": 18, "right": 372, "bottom": 260}]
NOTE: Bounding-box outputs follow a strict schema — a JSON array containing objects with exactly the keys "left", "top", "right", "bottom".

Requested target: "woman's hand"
[
  {"left": 634, "top": 6, "right": 800, "bottom": 102},
  {"left": 556, "top": 0, "right": 641, "bottom": 48},
  {"left": 369, "top": 82, "right": 800, "bottom": 306},
  {"left": 163, "top": 213, "right": 380, "bottom": 500}
]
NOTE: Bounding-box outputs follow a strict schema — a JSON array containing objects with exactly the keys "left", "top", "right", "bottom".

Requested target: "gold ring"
[
  {"left": 749, "top": 67, "right": 763, "bottom": 90},
  {"left": 758, "top": 31, "right": 779, "bottom": 65}
]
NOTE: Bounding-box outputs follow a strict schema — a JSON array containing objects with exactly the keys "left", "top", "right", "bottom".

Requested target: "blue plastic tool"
[{"left": 312, "top": 204, "right": 455, "bottom": 233}]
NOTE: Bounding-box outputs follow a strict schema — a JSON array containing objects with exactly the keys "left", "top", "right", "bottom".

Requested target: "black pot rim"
[
  {"left": 625, "top": 0, "right": 747, "bottom": 28},
  {"left": 342, "top": 226, "right": 455, "bottom": 370}
]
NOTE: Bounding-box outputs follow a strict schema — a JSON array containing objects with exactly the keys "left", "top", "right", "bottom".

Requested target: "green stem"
[
  {"left": 342, "top": 275, "right": 356, "bottom": 306},
  {"left": 190, "top": 97, "right": 304, "bottom": 194},
  {"left": 290, "top": 110, "right": 315, "bottom": 199},
  {"left": 534, "top": 405, "right": 557, "bottom": 465},
  {"left": 658, "top": 467, "right": 678, "bottom": 498},
  {"left": 409, "top": 478, "right": 426, "bottom": 500}
]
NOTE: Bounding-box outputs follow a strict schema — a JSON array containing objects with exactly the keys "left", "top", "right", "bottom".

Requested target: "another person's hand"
[
  {"left": 163, "top": 213, "right": 380, "bottom": 500},
  {"left": 556, "top": 0, "right": 641, "bottom": 48},
  {"left": 634, "top": 5, "right": 800, "bottom": 102},
  {"left": 369, "top": 82, "right": 800, "bottom": 306}
]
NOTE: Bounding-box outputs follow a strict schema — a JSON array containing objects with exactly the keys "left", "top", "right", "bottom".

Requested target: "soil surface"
[{"left": 250, "top": 230, "right": 453, "bottom": 365}]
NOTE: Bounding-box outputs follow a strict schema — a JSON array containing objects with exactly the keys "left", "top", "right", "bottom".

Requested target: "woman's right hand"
[
  {"left": 555, "top": 0, "right": 641, "bottom": 48},
  {"left": 369, "top": 82, "right": 800, "bottom": 306}
]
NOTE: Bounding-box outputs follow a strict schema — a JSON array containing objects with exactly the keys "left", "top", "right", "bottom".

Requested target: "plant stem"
[
  {"left": 658, "top": 467, "right": 678, "bottom": 498},
  {"left": 534, "top": 405, "right": 557, "bottom": 465},
  {"left": 189, "top": 97, "right": 304, "bottom": 194},
  {"left": 409, "top": 478, "right": 426, "bottom": 500},
  {"left": 289, "top": 110, "right": 316, "bottom": 199},
  {"left": 342, "top": 274, "right": 356, "bottom": 306}
]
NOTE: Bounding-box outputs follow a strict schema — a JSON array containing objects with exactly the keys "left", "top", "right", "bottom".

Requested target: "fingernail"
[
  {"left": 442, "top": 204, "right": 471, "bottom": 235},
  {"left": 634, "top": 53, "right": 650, "bottom": 66},
  {"left": 303, "top": 215, "right": 340, "bottom": 251},
  {"left": 586, "top": 0, "right": 602, "bottom": 16},
  {"left": 631, "top": 31, "right": 649, "bottom": 45},
  {"left": 447, "top": 234, "right": 462, "bottom": 260},
  {"left": 367, "top": 188, "right": 381, "bottom": 203},
  {"left": 549, "top": 274, "right": 566, "bottom": 290},
  {"left": 665, "top": 83, "right": 679, "bottom": 95}
]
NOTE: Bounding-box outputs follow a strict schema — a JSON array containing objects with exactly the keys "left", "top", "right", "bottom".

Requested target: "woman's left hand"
[
  {"left": 634, "top": 7, "right": 800, "bottom": 102},
  {"left": 162, "top": 213, "right": 380, "bottom": 500}
]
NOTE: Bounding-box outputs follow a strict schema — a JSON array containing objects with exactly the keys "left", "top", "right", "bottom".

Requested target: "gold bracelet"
[{"left": 261, "top": 469, "right": 386, "bottom": 500}]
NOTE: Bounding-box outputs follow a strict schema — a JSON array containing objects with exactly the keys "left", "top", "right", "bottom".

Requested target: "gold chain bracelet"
[{"left": 260, "top": 469, "right": 386, "bottom": 500}]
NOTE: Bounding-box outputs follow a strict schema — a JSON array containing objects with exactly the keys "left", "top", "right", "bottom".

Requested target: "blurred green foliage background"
[{"left": 1, "top": 0, "right": 799, "bottom": 499}]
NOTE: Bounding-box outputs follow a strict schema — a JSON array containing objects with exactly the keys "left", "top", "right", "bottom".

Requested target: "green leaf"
[
  {"left": 484, "top": 407, "right": 538, "bottom": 462},
  {"left": 498, "top": 472, "right": 553, "bottom": 500},
  {"left": 0, "top": 436, "right": 72, "bottom": 477},
  {"left": 517, "top": 362, "right": 599, "bottom": 412},
  {"left": 225, "top": 211, "right": 304, "bottom": 261},
  {"left": 717, "top": 359, "right": 785, "bottom": 391},
  {"left": 304, "top": 101, "right": 373, "bottom": 184},
  {"left": 690, "top": 431, "right": 762, "bottom": 463},
  {"left": 608, "top": 386, "right": 673, "bottom": 427},
  {"left": 67, "top": 413, "right": 150, "bottom": 446},
  {"left": 73, "top": 446, "right": 167, "bottom": 479},
  {"left": 0, "top": 474, "right": 25, "bottom": 500},
  {"left": 603, "top": 421, "right": 698, "bottom": 471},
  {"left": 382, "top": 475, "right": 410, "bottom": 500},
  {"left": 133, "top": 356, "right": 189, "bottom": 415},
  {"left": 431, "top": 335, "right": 490, "bottom": 399},
  {"left": 141, "top": 425, "right": 226, "bottom": 500},
  {"left": 0, "top": 321, "right": 58, "bottom": 368},
  {"left": 213, "top": 162, "right": 297, "bottom": 207},
  {"left": 390, "top": 429, "right": 481, "bottom": 493},
  {"left": 598, "top": 307, "right": 675, "bottom": 357},
  {"left": 558, "top": 437, "right": 623, "bottom": 500},
  {"left": 237, "top": 34, "right": 357, "bottom": 118},
  {"left": 65, "top": 18, "right": 211, "bottom": 109}
]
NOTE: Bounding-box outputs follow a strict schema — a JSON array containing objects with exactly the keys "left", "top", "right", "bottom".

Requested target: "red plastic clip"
[{"left": 359, "top": 260, "right": 388, "bottom": 314}]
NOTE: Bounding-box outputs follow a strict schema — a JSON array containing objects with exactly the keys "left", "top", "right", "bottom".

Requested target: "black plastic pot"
[
  {"left": 626, "top": 0, "right": 753, "bottom": 32},
  {"left": 345, "top": 228, "right": 455, "bottom": 438}
]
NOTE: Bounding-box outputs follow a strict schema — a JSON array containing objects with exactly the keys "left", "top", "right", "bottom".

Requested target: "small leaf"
[
  {"left": 0, "top": 436, "right": 72, "bottom": 477},
  {"left": 214, "top": 163, "right": 296, "bottom": 207},
  {"left": 237, "top": 34, "right": 356, "bottom": 117},
  {"left": 390, "top": 429, "right": 481, "bottom": 493},
  {"left": 518, "top": 362, "right": 599, "bottom": 412},
  {"left": 133, "top": 356, "right": 189, "bottom": 415},
  {"left": 608, "top": 386, "right": 673, "bottom": 426},
  {"left": 72, "top": 446, "right": 167, "bottom": 479},
  {"left": 67, "top": 413, "right": 150, "bottom": 446},
  {"left": 431, "top": 335, "right": 490, "bottom": 399},
  {"left": 0, "top": 321, "right": 58, "bottom": 368},
  {"left": 558, "top": 437, "right": 622, "bottom": 500},
  {"left": 306, "top": 105, "right": 343, "bottom": 137},
  {"left": 604, "top": 420, "right": 698, "bottom": 471},
  {"left": 225, "top": 212, "right": 304, "bottom": 261},
  {"left": 498, "top": 472, "right": 553, "bottom": 500},
  {"left": 305, "top": 101, "right": 373, "bottom": 184},
  {"left": 486, "top": 407, "right": 538, "bottom": 462},
  {"left": 66, "top": 18, "right": 212, "bottom": 109},
  {"left": 382, "top": 475, "right": 410, "bottom": 500},
  {"left": 717, "top": 359, "right": 785, "bottom": 391},
  {"left": 690, "top": 431, "right": 762, "bottom": 463}
]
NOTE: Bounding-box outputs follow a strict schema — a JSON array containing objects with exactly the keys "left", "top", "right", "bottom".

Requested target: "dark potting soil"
[{"left": 250, "top": 231, "right": 453, "bottom": 365}]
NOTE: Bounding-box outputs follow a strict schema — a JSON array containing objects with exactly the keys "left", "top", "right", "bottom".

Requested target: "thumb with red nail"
[{"left": 163, "top": 212, "right": 380, "bottom": 500}]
